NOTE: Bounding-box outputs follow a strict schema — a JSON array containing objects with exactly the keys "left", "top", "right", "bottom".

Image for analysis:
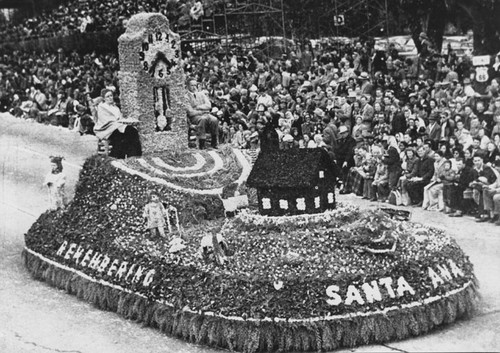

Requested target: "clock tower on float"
[{"left": 118, "top": 13, "right": 187, "bottom": 153}]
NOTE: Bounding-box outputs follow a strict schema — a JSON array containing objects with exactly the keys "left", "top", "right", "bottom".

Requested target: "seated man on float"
[
  {"left": 186, "top": 78, "right": 219, "bottom": 150},
  {"left": 94, "top": 89, "right": 142, "bottom": 159}
]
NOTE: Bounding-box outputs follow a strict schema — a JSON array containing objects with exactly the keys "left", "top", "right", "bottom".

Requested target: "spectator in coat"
[
  {"left": 406, "top": 146, "right": 435, "bottom": 206},
  {"left": 359, "top": 72, "right": 375, "bottom": 97},
  {"left": 360, "top": 94, "right": 374, "bottom": 131},
  {"left": 447, "top": 158, "right": 476, "bottom": 217},
  {"left": 389, "top": 102, "right": 406, "bottom": 135},
  {"left": 321, "top": 115, "right": 338, "bottom": 151},
  {"left": 381, "top": 135, "right": 402, "bottom": 192},
  {"left": 426, "top": 112, "right": 442, "bottom": 142},
  {"left": 336, "top": 125, "right": 357, "bottom": 193}
]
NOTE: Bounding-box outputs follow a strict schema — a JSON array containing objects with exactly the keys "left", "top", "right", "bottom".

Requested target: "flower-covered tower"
[{"left": 118, "top": 13, "right": 187, "bottom": 153}]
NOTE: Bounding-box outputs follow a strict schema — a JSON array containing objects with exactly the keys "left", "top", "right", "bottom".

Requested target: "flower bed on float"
[{"left": 23, "top": 152, "right": 478, "bottom": 353}]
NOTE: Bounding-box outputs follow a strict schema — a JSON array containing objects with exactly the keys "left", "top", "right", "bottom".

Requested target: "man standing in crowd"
[
  {"left": 186, "top": 78, "right": 219, "bottom": 150},
  {"left": 322, "top": 114, "right": 338, "bottom": 151},
  {"left": 336, "top": 125, "right": 356, "bottom": 194},
  {"left": 360, "top": 94, "right": 374, "bottom": 131}
]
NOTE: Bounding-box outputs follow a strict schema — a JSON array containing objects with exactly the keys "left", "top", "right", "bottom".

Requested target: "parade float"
[{"left": 23, "top": 13, "right": 478, "bottom": 353}]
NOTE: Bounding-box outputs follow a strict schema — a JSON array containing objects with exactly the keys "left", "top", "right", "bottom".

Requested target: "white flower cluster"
[
  {"left": 262, "top": 198, "right": 271, "bottom": 209},
  {"left": 279, "top": 199, "right": 289, "bottom": 210},
  {"left": 296, "top": 198, "right": 306, "bottom": 211},
  {"left": 237, "top": 204, "right": 359, "bottom": 227},
  {"left": 328, "top": 192, "right": 334, "bottom": 204}
]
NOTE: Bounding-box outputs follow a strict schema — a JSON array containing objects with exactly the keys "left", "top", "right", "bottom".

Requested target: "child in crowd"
[{"left": 370, "top": 156, "right": 389, "bottom": 202}]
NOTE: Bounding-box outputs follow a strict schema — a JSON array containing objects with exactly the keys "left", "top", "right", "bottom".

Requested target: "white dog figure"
[{"left": 200, "top": 233, "right": 230, "bottom": 265}]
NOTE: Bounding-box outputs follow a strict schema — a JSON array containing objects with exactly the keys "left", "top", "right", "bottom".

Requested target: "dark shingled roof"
[{"left": 247, "top": 148, "right": 335, "bottom": 188}]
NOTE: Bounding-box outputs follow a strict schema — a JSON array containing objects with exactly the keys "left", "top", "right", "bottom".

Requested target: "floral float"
[{"left": 23, "top": 149, "right": 478, "bottom": 353}]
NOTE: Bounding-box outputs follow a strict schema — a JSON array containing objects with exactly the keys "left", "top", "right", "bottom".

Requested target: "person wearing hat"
[
  {"left": 335, "top": 125, "right": 357, "bottom": 193},
  {"left": 359, "top": 71, "right": 375, "bottom": 97},
  {"left": 426, "top": 111, "right": 442, "bottom": 142},
  {"left": 95, "top": 88, "right": 142, "bottom": 158}
]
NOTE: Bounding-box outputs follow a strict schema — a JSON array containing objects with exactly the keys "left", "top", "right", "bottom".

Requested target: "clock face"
[{"left": 138, "top": 30, "right": 180, "bottom": 78}]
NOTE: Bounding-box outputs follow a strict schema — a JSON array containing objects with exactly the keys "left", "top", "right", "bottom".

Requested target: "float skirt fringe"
[{"left": 22, "top": 249, "right": 479, "bottom": 353}]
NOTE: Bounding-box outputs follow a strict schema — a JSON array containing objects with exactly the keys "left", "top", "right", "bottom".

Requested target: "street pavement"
[{"left": 0, "top": 113, "right": 499, "bottom": 352}]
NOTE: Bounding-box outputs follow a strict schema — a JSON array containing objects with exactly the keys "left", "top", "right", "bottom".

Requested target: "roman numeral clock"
[{"left": 118, "top": 13, "right": 187, "bottom": 153}]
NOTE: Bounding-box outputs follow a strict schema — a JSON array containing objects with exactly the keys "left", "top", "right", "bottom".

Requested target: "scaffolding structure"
[
  {"left": 331, "top": 0, "right": 389, "bottom": 38},
  {"left": 179, "top": 0, "right": 286, "bottom": 57},
  {"left": 177, "top": 0, "right": 392, "bottom": 57},
  {"left": 285, "top": 0, "right": 389, "bottom": 41}
]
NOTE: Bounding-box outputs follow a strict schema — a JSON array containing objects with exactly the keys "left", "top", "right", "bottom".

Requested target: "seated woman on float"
[{"left": 94, "top": 88, "right": 142, "bottom": 159}]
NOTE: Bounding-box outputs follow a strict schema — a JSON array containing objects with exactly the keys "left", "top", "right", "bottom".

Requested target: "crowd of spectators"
[
  {"left": 182, "top": 39, "right": 500, "bottom": 225},
  {"left": 0, "top": 0, "right": 171, "bottom": 43},
  {"left": 2, "top": 32, "right": 500, "bottom": 225},
  {"left": 0, "top": 49, "right": 120, "bottom": 134}
]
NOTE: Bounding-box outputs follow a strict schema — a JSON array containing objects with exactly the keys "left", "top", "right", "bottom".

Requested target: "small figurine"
[
  {"left": 45, "top": 156, "right": 67, "bottom": 210},
  {"left": 143, "top": 191, "right": 168, "bottom": 237},
  {"left": 168, "top": 237, "right": 186, "bottom": 253},
  {"left": 200, "top": 232, "right": 232, "bottom": 265},
  {"left": 164, "top": 203, "right": 181, "bottom": 233}
]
